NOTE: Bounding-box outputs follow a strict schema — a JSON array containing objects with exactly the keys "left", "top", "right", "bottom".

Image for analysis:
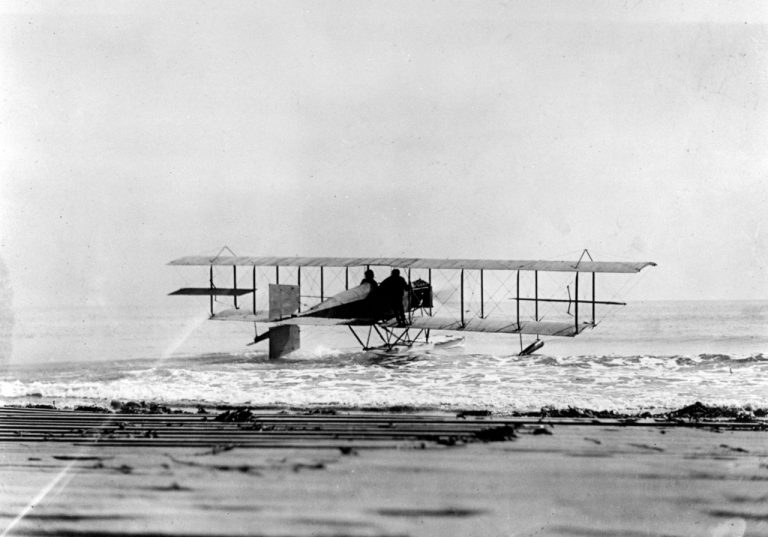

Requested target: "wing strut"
[
  {"left": 428, "top": 269, "right": 433, "bottom": 316},
  {"left": 209, "top": 266, "right": 214, "bottom": 316},
  {"left": 233, "top": 266, "right": 238, "bottom": 309},
  {"left": 516, "top": 270, "right": 520, "bottom": 329},
  {"left": 575, "top": 272, "right": 579, "bottom": 334},
  {"left": 480, "top": 269, "right": 484, "bottom": 319},
  {"left": 460, "top": 269, "right": 465, "bottom": 327},
  {"left": 297, "top": 267, "right": 302, "bottom": 312}
]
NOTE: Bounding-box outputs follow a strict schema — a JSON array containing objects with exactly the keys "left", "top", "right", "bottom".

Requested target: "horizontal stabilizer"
[
  {"left": 169, "top": 287, "right": 254, "bottom": 297},
  {"left": 211, "top": 309, "right": 271, "bottom": 322}
]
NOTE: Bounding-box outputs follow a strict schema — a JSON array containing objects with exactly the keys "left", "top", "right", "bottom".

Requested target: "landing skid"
[
  {"left": 350, "top": 324, "right": 542, "bottom": 356},
  {"left": 348, "top": 324, "right": 441, "bottom": 353}
]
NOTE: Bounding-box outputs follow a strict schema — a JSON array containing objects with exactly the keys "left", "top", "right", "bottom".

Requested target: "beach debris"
[
  {"left": 665, "top": 402, "right": 763, "bottom": 422},
  {"left": 238, "top": 422, "right": 262, "bottom": 431},
  {"left": 375, "top": 507, "right": 486, "bottom": 518},
  {"left": 116, "top": 401, "right": 144, "bottom": 414},
  {"left": 214, "top": 408, "right": 254, "bottom": 422},
  {"left": 291, "top": 461, "right": 325, "bottom": 472},
  {"left": 146, "top": 482, "right": 190, "bottom": 492},
  {"left": 386, "top": 405, "right": 417, "bottom": 413},
  {"left": 166, "top": 455, "right": 262, "bottom": 475},
  {"left": 540, "top": 406, "right": 594, "bottom": 418},
  {"left": 53, "top": 455, "right": 111, "bottom": 461},
  {"left": 148, "top": 403, "right": 172, "bottom": 414},
  {"left": 203, "top": 444, "right": 236, "bottom": 456},
  {"left": 584, "top": 437, "right": 602, "bottom": 445},
  {"left": 338, "top": 446, "right": 358, "bottom": 456},
  {"left": 734, "top": 411, "right": 757, "bottom": 423},
  {"left": 531, "top": 427, "right": 553, "bottom": 436},
  {"left": 143, "top": 429, "right": 158, "bottom": 439},
  {"left": 474, "top": 425, "right": 517, "bottom": 442},
  {"left": 628, "top": 443, "right": 664, "bottom": 452},
  {"left": 534, "top": 415, "right": 556, "bottom": 427},
  {"left": 196, "top": 405, "right": 208, "bottom": 414},
  {"left": 436, "top": 436, "right": 458, "bottom": 446},
  {"left": 74, "top": 405, "right": 110, "bottom": 413},
  {"left": 111, "top": 400, "right": 172, "bottom": 414},
  {"left": 720, "top": 444, "right": 749, "bottom": 453},
  {"left": 110, "top": 464, "right": 133, "bottom": 474},
  {"left": 307, "top": 407, "right": 337, "bottom": 415},
  {"left": 539, "top": 406, "right": 634, "bottom": 419},
  {"left": 456, "top": 410, "right": 492, "bottom": 419}
]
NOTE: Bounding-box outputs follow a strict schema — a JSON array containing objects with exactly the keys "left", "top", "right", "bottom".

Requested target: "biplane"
[{"left": 169, "top": 249, "right": 655, "bottom": 359}]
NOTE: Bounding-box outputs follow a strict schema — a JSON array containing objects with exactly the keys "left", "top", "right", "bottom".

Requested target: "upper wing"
[{"left": 168, "top": 255, "right": 655, "bottom": 274}]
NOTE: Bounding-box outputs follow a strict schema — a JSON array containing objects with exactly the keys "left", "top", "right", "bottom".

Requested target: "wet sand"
[{"left": 1, "top": 407, "right": 767, "bottom": 537}]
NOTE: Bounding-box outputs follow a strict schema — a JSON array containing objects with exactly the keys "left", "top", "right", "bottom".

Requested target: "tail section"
[{"left": 268, "top": 284, "right": 300, "bottom": 321}]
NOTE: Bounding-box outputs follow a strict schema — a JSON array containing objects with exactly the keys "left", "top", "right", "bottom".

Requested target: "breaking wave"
[{"left": 2, "top": 351, "right": 767, "bottom": 414}]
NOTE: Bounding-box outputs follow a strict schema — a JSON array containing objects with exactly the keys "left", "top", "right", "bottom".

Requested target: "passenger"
[
  {"left": 379, "top": 269, "right": 410, "bottom": 325},
  {"left": 360, "top": 269, "right": 379, "bottom": 320},
  {"left": 360, "top": 269, "right": 378, "bottom": 290}
]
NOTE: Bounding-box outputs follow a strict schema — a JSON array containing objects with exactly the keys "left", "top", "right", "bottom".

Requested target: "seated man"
[
  {"left": 360, "top": 269, "right": 379, "bottom": 319},
  {"left": 379, "top": 269, "right": 410, "bottom": 325},
  {"left": 360, "top": 269, "right": 378, "bottom": 291}
]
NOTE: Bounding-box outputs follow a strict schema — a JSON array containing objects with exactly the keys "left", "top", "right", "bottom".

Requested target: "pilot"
[{"left": 379, "top": 269, "right": 410, "bottom": 325}]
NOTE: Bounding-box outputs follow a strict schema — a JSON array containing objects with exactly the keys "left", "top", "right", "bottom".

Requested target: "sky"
[{"left": 1, "top": 0, "right": 767, "bottom": 310}]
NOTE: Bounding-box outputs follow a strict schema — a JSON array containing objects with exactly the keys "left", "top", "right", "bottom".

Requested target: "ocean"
[{"left": 1, "top": 300, "right": 767, "bottom": 414}]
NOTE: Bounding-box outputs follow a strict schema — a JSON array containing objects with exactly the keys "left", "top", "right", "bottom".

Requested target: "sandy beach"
[{"left": 1, "top": 406, "right": 767, "bottom": 537}]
